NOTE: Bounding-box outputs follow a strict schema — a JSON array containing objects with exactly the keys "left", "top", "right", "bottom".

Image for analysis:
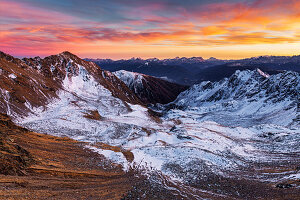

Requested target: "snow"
[
  {"left": 131, "top": 149, "right": 165, "bottom": 171},
  {"left": 86, "top": 145, "right": 129, "bottom": 171},
  {"left": 257, "top": 68, "right": 270, "bottom": 78},
  {"left": 0, "top": 89, "right": 11, "bottom": 116},
  {"left": 287, "top": 172, "right": 300, "bottom": 180},
  {"left": 171, "top": 70, "right": 299, "bottom": 127},
  {"left": 17, "top": 67, "right": 300, "bottom": 185},
  {"left": 50, "top": 65, "right": 55, "bottom": 72},
  {"left": 114, "top": 70, "right": 144, "bottom": 86},
  {"left": 8, "top": 73, "right": 17, "bottom": 79},
  {"left": 113, "top": 70, "right": 145, "bottom": 93}
]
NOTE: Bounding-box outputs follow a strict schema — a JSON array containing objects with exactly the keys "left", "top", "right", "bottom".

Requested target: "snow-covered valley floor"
[
  {"left": 17, "top": 95, "right": 300, "bottom": 198},
  {"left": 17, "top": 69, "right": 300, "bottom": 199}
]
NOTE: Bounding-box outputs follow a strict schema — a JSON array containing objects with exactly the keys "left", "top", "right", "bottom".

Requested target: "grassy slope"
[{"left": 0, "top": 113, "right": 135, "bottom": 200}]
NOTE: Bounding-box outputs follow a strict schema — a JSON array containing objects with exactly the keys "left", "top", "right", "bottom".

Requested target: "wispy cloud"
[{"left": 1, "top": 0, "right": 300, "bottom": 58}]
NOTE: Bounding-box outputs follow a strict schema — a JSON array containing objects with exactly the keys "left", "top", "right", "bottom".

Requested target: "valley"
[{"left": 0, "top": 51, "right": 299, "bottom": 199}]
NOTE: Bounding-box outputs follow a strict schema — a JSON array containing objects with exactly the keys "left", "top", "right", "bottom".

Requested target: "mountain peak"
[
  {"left": 59, "top": 51, "right": 74, "bottom": 56},
  {"left": 0, "top": 51, "right": 15, "bottom": 61},
  {"left": 58, "top": 51, "right": 80, "bottom": 60},
  {"left": 207, "top": 57, "right": 218, "bottom": 61},
  {"left": 173, "top": 69, "right": 299, "bottom": 126}
]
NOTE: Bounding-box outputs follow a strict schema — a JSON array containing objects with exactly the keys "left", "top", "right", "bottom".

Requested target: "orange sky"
[{"left": 1, "top": 0, "right": 300, "bottom": 59}]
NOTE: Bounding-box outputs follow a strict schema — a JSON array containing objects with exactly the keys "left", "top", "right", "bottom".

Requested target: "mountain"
[
  {"left": 86, "top": 55, "right": 300, "bottom": 85},
  {"left": 85, "top": 57, "right": 228, "bottom": 85},
  {"left": 1, "top": 51, "right": 300, "bottom": 199},
  {"left": 87, "top": 59, "right": 195, "bottom": 85},
  {"left": 195, "top": 55, "right": 300, "bottom": 82},
  {"left": 194, "top": 63, "right": 280, "bottom": 82},
  {"left": 113, "top": 70, "right": 189, "bottom": 104},
  {"left": 0, "top": 51, "right": 141, "bottom": 118},
  {"left": 232, "top": 55, "right": 300, "bottom": 72},
  {"left": 168, "top": 69, "right": 299, "bottom": 127}
]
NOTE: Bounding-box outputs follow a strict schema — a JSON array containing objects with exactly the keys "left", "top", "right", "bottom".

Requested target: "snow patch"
[{"left": 8, "top": 73, "right": 17, "bottom": 79}]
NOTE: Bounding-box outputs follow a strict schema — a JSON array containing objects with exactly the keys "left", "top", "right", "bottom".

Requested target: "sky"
[{"left": 1, "top": 0, "right": 300, "bottom": 59}]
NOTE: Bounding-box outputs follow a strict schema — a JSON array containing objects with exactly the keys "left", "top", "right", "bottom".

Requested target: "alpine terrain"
[{"left": 0, "top": 51, "right": 299, "bottom": 199}]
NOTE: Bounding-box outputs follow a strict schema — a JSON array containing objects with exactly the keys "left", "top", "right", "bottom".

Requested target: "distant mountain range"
[{"left": 86, "top": 55, "right": 300, "bottom": 85}]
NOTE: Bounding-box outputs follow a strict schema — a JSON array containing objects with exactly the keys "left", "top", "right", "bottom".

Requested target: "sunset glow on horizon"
[{"left": 1, "top": 0, "right": 300, "bottom": 59}]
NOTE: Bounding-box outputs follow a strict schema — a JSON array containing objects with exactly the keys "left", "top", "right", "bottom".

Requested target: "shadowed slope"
[{"left": 114, "top": 70, "right": 189, "bottom": 104}]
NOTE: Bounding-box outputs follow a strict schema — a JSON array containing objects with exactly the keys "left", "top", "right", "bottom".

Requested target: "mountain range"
[
  {"left": 0, "top": 51, "right": 299, "bottom": 199},
  {"left": 86, "top": 55, "right": 300, "bottom": 85}
]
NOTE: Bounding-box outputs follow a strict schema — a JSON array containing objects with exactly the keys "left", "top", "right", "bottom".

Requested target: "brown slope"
[
  {"left": 0, "top": 113, "right": 137, "bottom": 199},
  {"left": 0, "top": 51, "right": 142, "bottom": 118},
  {"left": 0, "top": 54, "right": 60, "bottom": 117},
  {"left": 0, "top": 113, "right": 187, "bottom": 200},
  {"left": 114, "top": 70, "right": 188, "bottom": 104},
  {"left": 140, "top": 75, "right": 189, "bottom": 104}
]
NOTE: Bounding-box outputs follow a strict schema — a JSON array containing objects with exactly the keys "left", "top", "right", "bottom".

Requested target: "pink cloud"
[{"left": 1, "top": 0, "right": 300, "bottom": 58}]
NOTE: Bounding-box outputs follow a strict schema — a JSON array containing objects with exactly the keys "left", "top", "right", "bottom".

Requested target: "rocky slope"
[
  {"left": 113, "top": 70, "right": 188, "bottom": 104},
  {"left": 169, "top": 69, "right": 299, "bottom": 127},
  {"left": 0, "top": 51, "right": 142, "bottom": 118},
  {"left": 0, "top": 113, "right": 141, "bottom": 199}
]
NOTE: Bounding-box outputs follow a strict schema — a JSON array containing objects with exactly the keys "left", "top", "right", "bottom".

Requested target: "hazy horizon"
[{"left": 5, "top": 50, "right": 300, "bottom": 61}]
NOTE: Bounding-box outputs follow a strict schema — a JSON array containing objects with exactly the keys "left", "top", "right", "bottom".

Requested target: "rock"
[{"left": 276, "top": 183, "right": 293, "bottom": 189}]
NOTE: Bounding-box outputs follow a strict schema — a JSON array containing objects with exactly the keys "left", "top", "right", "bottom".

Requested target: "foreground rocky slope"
[
  {"left": 0, "top": 113, "right": 135, "bottom": 199},
  {"left": 0, "top": 112, "right": 188, "bottom": 199}
]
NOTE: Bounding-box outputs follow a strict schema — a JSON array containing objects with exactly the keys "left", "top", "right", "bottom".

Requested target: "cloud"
[{"left": 1, "top": 0, "right": 300, "bottom": 58}]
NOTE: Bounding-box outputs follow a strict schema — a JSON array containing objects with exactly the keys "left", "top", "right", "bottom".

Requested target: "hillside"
[
  {"left": 0, "top": 113, "right": 136, "bottom": 199},
  {"left": 0, "top": 51, "right": 142, "bottom": 118},
  {"left": 113, "top": 70, "right": 188, "bottom": 104}
]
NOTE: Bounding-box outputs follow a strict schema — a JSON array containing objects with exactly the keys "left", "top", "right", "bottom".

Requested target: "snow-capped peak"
[{"left": 170, "top": 69, "right": 299, "bottom": 127}]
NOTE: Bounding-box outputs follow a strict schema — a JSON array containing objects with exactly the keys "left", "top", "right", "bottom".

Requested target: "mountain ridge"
[
  {"left": 113, "top": 70, "right": 189, "bottom": 104},
  {"left": 0, "top": 50, "right": 143, "bottom": 118},
  {"left": 167, "top": 68, "right": 299, "bottom": 127},
  {"left": 86, "top": 55, "right": 300, "bottom": 85}
]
